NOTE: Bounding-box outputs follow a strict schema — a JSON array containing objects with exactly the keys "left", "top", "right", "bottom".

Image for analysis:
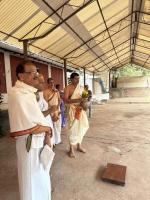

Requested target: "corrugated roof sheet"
[{"left": 0, "top": 0, "right": 149, "bottom": 72}]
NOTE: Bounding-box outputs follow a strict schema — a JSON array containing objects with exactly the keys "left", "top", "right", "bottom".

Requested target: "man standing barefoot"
[
  {"left": 64, "top": 73, "right": 89, "bottom": 158},
  {"left": 8, "top": 61, "right": 52, "bottom": 200},
  {"left": 44, "top": 78, "right": 61, "bottom": 145}
]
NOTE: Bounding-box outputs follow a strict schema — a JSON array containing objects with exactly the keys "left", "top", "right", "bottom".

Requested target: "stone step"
[
  {"left": 110, "top": 88, "right": 150, "bottom": 98},
  {"left": 108, "top": 97, "right": 150, "bottom": 103}
]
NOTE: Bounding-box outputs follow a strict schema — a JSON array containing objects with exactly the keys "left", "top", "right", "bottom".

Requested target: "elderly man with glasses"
[{"left": 8, "top": 61, "right": 52, "bottom": 200}]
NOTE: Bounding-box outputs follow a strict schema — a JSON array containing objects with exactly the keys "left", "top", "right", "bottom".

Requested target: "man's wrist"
[{"left": 45, "top": 128, "right": 52, "bottom": 136}]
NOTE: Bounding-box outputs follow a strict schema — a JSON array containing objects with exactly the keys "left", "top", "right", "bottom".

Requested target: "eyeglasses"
[
  {"left": 24, "top": 71, "right": 39, "bottom": 79},
  {"left": 24, "top": 72, "right": 39, "bottom": 76},
  {"left": 24, "top": 71, "right": 39, "bottom": 75}
]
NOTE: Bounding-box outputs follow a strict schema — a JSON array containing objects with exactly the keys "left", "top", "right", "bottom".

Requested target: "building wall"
[
  {"left": 110, "top": 76, "right": 150, "bottom": 98},
  {"left": 51, "top": 66, "right": 63, "bottom": 89},
  {"left": 33, "top": 61, "right": 48, "bottom": 81},
  {"left": 0, "top": 51, "right": 64, "bottom": 107},
  {"left": 94, "top": 80, "right": 102, "bottom": 94},
  {"left": 0, "top": 52, "right": 6, "bottom": 93},
  {"left": 10, "top": 55, "right": 23, "bottom": 86},
  {"left": 117, "top": 76, "right": 150, "bottom": 88}
]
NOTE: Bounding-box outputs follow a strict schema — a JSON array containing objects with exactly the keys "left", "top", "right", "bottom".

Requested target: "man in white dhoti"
[
  {"left": 64, "top": 73, "right": 89, "bottom": 158},
  {"left": 36, "top": 74, "right": 57, "bottom": 146},
  {"left": 8, "top": 61, "right": 52, "bottom": 200},
  {"left": 44, "top": 78, "right": 61, "bottom": 145}
]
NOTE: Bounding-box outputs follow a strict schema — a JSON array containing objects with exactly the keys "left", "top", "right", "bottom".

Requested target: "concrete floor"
[{"left": 1, "top": 103, "right": 150, "bottom": 200}]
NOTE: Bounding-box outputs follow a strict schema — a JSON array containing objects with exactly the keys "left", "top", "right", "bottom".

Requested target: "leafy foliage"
[{"left": 117, "top": 64, "right": 150, "bottom": 77}]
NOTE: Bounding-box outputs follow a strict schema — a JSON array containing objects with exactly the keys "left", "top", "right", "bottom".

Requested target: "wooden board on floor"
[{"left": 101, "top": 163, "right": 127, "bottom": 186}]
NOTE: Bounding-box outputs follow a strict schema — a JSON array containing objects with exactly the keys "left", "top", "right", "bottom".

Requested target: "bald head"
[
  {"left": 36, "top": 74, "right": 45, "bottom": 91},
  {"left": 16, "top": 61, "right": 39, "bottom": 88}
]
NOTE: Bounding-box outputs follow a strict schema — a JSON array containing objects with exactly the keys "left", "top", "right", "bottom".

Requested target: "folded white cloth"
[{"left": 40, "top": 145, "right": 55, "bottom": 171}]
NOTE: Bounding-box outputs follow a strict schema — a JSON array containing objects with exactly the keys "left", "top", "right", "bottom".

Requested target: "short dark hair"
[
  {"left": 55, "top": 84, "right": 60, "bottom": 89},
  {"left": 47, "top": 77, "right": 53, "bottom": 84},
  {"left": 70, "top": 72, "right": 79, "bottom": 79},
  {"left": 16, "top": 60, "right": 34, "bottom": 79}
]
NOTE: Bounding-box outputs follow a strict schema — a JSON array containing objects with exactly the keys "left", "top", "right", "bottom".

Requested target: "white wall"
[
  {"left": 2, "top": 52, "right": 12, "bottom": 104},
  {"left": 94, "top": 81, "right": 102, "bottom": 94},
  {"left": 48, "top": 64, "right": 51, "bottom": 78},
  {"left": 117, "top": 76, "right": 150, "bottom": 88},
  {"left": 4, "top": 52, "right": 12, "bottom": 92}
]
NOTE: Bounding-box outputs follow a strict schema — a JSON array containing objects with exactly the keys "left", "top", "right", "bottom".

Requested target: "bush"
[{"left": 118, "top": 64, "right": 150, "bottom": 77}]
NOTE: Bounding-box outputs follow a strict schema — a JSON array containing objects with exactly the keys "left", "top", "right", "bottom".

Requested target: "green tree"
[{"left": 117, "top": 64, "right": 150, "bottom": 77}]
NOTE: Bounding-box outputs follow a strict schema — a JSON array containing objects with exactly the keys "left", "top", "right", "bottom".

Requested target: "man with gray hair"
[{"left": 8, "top": 61, "right": 52, "bottom": 200}]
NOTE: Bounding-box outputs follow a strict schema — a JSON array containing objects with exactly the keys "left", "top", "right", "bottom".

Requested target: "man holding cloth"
[
  {"left": 64, "top": 72, "right": 89, "bottom": 158},
  {"left": 8, "top": 61, "right": 52, "bottom": 200}
]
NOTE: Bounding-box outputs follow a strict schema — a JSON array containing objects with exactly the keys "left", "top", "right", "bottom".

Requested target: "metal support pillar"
[
  {"left": 92, "top": 72, "right": 95, "bottom": 94},
  {"left": 109, "top": 70, "right": 111, "bottom": 92},
  {"left": 64, "top": 59, "right": 67, "bottom": 87},
  {"left": 23, "top": 40, "right": 28, "bottom": 60},
  {"left": 83, "top": 68, "right": 86, "bottom": 86}
]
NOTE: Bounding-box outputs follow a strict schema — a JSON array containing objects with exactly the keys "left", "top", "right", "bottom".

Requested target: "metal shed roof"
[{"left": 0, "top": 0, "right": 149, "bottom": 73}]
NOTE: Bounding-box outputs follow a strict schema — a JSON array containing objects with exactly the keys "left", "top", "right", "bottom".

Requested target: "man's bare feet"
[
  {"left": 68, "top": 150, "right": 76, "bottom": 158},
  {"left": 68, "top": 146, "right": 76, "bottom": 158},
  {"left": 77, "top": 144, "right": 86, "bottom": 153}
]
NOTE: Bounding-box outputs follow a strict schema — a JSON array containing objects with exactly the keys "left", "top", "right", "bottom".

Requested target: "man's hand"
[
  {"left": 74, "top": 98, "right": 84, "bottom": 104},
  {"left": 45, "top": 129, "right": 52, "bottom": 138},
  {"left": 79, "top": 98, "right": 85, "bottom": 103},
  {"left": 44, "top": 134, "right": 51, "bottom": 147}
]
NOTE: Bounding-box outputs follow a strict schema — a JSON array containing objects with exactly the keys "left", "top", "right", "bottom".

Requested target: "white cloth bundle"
[{"left": 40, "top": 145, "right": 55, "bottom": 171}]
